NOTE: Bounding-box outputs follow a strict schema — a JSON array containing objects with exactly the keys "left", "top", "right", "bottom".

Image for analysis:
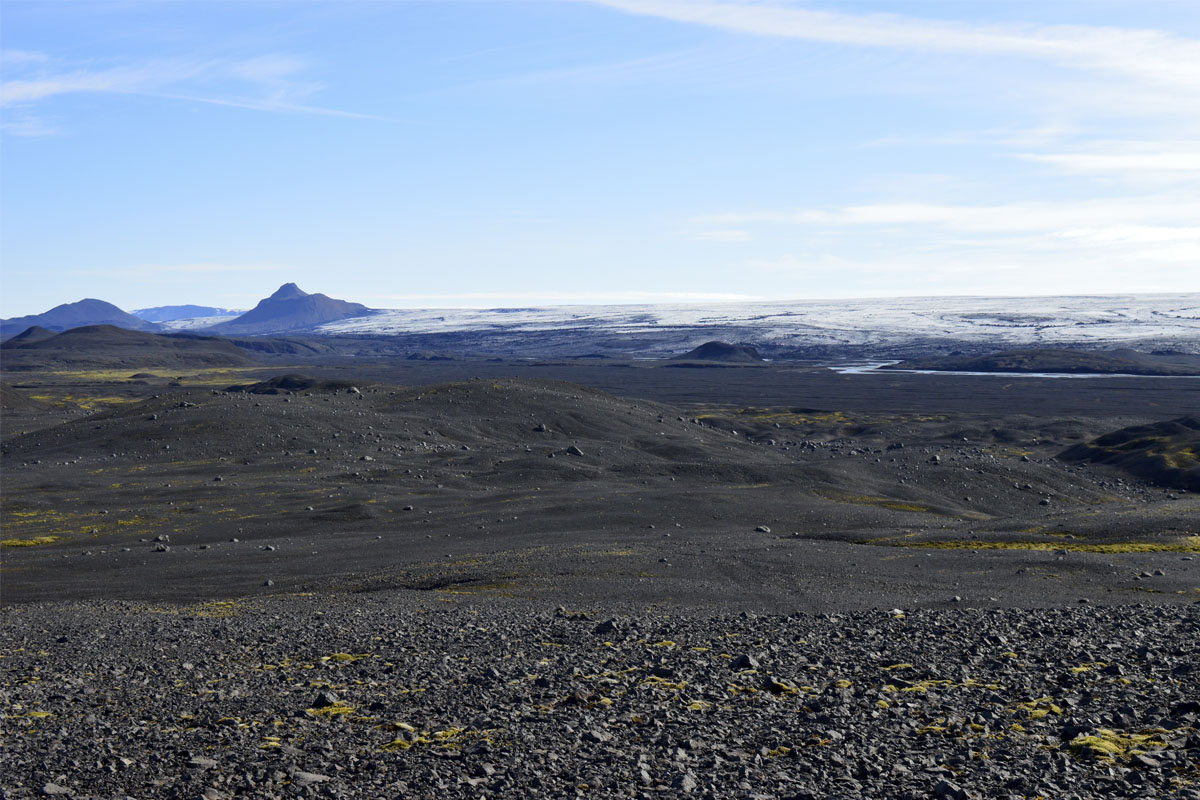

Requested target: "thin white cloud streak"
[
  {"left": 0, "top": 112, "right": 59, "bottom": 137},
  {"left": 1, "top": 60, "right": 214, "bottom": 104},
  {"left": 1019, "top": 144, "right": 1200, "bottom": 176},
  {"left": 0, "top": 54, "right": 380, "bottom": 121},
  {"left": 704, "top": 199, "right": 1200, "bottom": 234},
  {"left": 738, "top": 249, "right": 1198, "bottom": 294},
  {"left": 589, "top": 1, "right": 1200, "bottom": 97},
  {"left": 0, "top": 49, "right": 50, "bottom": 65},
  {"left": 716, "top": 197, "right": 1200, "bottom": 292},
  {"left": 1054, "top": 225, "right": 1200, "bottom": 245},
  {"left": 146, "top": 91, "right": 383, "bottom": 120}
]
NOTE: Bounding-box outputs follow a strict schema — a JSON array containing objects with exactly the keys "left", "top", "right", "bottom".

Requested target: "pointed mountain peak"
[{"left": 268, "top": 283, "right": 309, "bottom": 301}]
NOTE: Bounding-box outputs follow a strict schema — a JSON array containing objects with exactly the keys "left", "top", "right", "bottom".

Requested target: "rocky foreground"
[{"left": 2, "top": 596, "right": 1197, "bottom": 799}]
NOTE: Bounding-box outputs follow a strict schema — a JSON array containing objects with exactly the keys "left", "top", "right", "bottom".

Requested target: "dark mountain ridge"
[
  {"left": 886, "top": 348, "right": 1200, "bottom": 376},
  {"left": 209, "top": 283, "right": 369, "bottom": 335},
  {"left": 1, "top": 299, "right": 159, "bottom": 338}
]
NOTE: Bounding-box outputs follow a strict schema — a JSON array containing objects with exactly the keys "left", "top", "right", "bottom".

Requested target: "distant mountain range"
[
  {"left": 2, "top": 289, "right": 1198, "bottom": 361},
  {"left": 0, "top": 284, "right": 370, "bottom": 340},
  {"left": 131, "top": 304, "right": 236, "bottom": 323},
  {"left": 0, "top": 299, "right": 160, "bottom": 337}
]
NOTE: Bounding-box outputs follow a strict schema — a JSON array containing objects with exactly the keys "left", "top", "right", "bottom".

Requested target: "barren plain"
[{"left": 2, "top": 353, "right": 1198, "bottom": 798}]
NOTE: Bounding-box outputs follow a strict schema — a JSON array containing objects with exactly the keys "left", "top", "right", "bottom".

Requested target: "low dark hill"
[
  {"left": 220, "top": 336, "right": 341, "bottom": 356},
  {"left": 0, "top": 299, "right": 158, "bottom": 338},
  {"left": 0, "top": 325, "right": 256, "bottom": 370},
  {"left": 0, "top": 378, "right": 793, "bottom": 489},
  {"left": 2, "top": 325, "right": 58, "bottom": 346},
  {"left": 1060, "top": 416, "right": 1200, "bottom": 491},
  {"left": 671, "top": 341, "right": 764, "bottom": 363},
  {"left": 210, "top": 283, "right": 368, "bottom": 335},
  {"left": 225, "top": 374, "right": 360, "bottom": 394},
  {"left": 886, "top": 348, "right": 1200, "bottom": 376},
  {"left": 133, "top": 304, "right": 234, "bottom": 322}
]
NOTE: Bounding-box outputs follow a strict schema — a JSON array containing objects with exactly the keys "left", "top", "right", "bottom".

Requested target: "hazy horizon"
[
  {"left": 3, "top": 1, "right": 1198, "bottom": 316},
  {"left": 10, "top": 285, "right": 1200, "bottom": 322}
]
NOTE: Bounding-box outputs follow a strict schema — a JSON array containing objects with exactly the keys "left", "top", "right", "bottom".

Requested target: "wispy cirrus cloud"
[
  {"left": 703, "top": 198, "right": 1200, "bottom": 233},
  {"left": 1018, "top": 142, "right": 1200, "bottom": 177},
  {"left": 0, "top": 49, "right": 50, "bottom": 65},
  {"left": 715, "top": 197, "right": 1200, "bottom": 292},
  {"left": 0, "top": 51, "right": 381, "bottom": 127},
  {"left": 587, "top": 1, "right": 1200, "bottom": 100}
]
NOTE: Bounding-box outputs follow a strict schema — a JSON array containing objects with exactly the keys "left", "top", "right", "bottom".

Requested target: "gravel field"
[{"left": 3, "top": 596, "right": 1198, "bottom": 799}]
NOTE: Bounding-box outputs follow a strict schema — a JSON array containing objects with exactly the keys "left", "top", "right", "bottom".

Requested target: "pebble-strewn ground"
[{"left": 3, "top": 596, "right": 1197, "bottom": 799}]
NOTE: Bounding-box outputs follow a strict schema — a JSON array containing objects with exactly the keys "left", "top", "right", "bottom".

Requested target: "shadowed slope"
[
  {"left": 888, "top": 348, "right": 1200, "bottom": 376},
  {"left": 0, "top": 325, "right": 256, "bottom": 370},
  {"left": 1060, "top": 416, "right": 1200, "bottom": 491}
]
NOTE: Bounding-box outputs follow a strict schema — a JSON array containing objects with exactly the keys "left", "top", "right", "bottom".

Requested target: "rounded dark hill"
[
  {"left": 1060, "top": 416, "right": 1200, "bottom": 491},
  {"left": 671, "top": 341, "right": 764, "bottom": 363},
  {"left": 0, "top": 298, "right": 158, "bottom": 337},
  {"left": 225, "top": 374, "right": 360, "bottom": 394},
  {"left": 1, "top": 325, "right": 58, "bottom": 346},
  {"left": 887, "top": 348, "right": 1200, "bottom": 376},
  {"left": 0, "top": 378, "right": 799, "bottom": 487},
  {"left": 211, "top": 283, "right": 369, "bottom": 335},
  {"left": 0, "top": 325, "right": 256, "bottom": 370}
]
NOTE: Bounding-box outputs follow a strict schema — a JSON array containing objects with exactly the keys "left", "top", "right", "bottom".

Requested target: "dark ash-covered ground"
[
  {"left": 2, "top": 360, "right": 1198, "bottom": 798},
  {"left": 2, "top": 599, "right": 1198, "bottom": 799}
]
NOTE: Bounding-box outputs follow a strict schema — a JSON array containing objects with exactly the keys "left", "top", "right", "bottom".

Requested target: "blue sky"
[{"left": 2, "top": 0, "right": 1198, "bottom": 316}]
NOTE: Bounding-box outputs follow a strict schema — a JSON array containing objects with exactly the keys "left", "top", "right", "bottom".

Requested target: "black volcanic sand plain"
[{"left": 2, "top": 358, "right": 1199, "bottom": 798}]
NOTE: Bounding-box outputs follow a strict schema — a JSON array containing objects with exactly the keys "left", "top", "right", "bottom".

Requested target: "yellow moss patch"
[
  {"left": 145, "top": 600, "right": 242, "bottom": 619},
  {"left": 885, "top": 538, "right": 1200, "bottom": 554},
  {"left": 381, "top": 726, "right": 500, "bottom": 753},
  {"left": 765, "top": 679, "right": 802, "bottom": 695},
  {"left": 820, "top": 491, "right": 931, "bottom": 513},
  {"left": 1067, "top": 729, "right": 1169, "bottom": 762},
  {"left": 1, "top": 536, "right": 62, "bottom": 547},
  {"left": 1014, "top": 697, "right": 1063, "bottom": 718},
  {"left": 306, "top": 703, "right": 355, "bottom": 717},
  {"left": 1070, "top": 662, "right": 1107, "bottom": 674},
  {"left": 321, "top": 653, "right": 373, "bottom": 664}
]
